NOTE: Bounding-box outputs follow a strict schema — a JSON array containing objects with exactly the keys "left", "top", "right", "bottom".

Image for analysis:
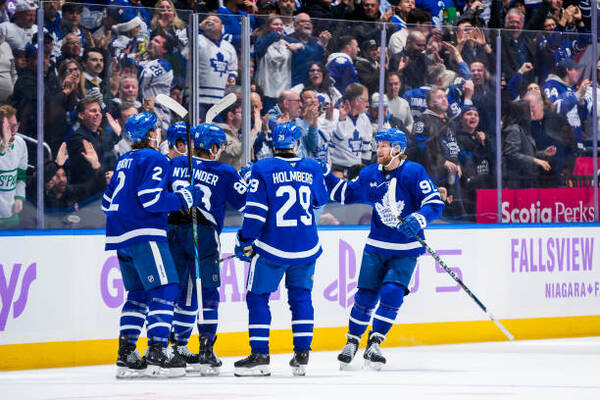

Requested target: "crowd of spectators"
[{"left": 0, "top": 0, "right": 597, "bottom": 228}]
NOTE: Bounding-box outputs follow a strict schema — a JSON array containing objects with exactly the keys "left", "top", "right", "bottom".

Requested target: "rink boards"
[{"left": 1, "top": 225, "right": 599, "bottom": 370}]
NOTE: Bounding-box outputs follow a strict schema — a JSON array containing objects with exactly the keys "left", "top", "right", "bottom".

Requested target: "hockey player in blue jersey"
[
  {"left": 167, "top": 123, "right": 247, "bottom": 375},
  {"left": 323, "top": 128, "right": 444, "bottom": 370},
  {"left": 233, "top": 122, "right": 329, "bottom": 377},
  {"left": 103, "top": 112, "right": 204, "bottom": 379},
  {"left": 165, "top": 121, "right": 188, "bottom": 160}
]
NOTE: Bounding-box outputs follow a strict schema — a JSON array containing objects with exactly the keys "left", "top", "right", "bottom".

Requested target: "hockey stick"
[
  {"left": 216, "top": 254, "right": 236, "bottom": 264},
  {"left": 155, "top": 94, "right": 204, "bottom": 314},
  {"left": 205, "top": 93, "right": 237, "bottom": 124},
  {"left": 387, "top": 177, "right": 514, "bottom": 341}
]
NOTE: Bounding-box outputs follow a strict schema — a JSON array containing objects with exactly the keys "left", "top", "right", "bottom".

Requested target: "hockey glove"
[
  {"left": 234, "top": 230, "right": 255, "bottom": 262},
  {"left": 397, "top": 213, "right": 427, "bottom": 238},
  {"left": 175, "top": 186, "right": 203, "bottom": 212},
  {"left": 240, "top": 162, "right": 253, "bottom": 182},
  {"left": 318, "top": 159, "right": 331, "bottom": 176}
]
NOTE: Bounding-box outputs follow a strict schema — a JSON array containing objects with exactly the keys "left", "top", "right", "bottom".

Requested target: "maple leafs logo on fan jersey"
[
  {"left": 210, "top": 52, "right": 229, "bottom": 77},
  {"left": 374, "top": 194, "right": 404, "bottom": 228}
]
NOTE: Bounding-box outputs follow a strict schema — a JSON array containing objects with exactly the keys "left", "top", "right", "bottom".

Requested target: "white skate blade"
[
  {"left": 363, "top": 359, "right": 384, "bottom": 371},
  {"left": 291, "top": 365, "right": 306, "bottom": 376},
  {"left": 185, "top": 363, "right": 202, "bottom": 373},
  {"left": 115, "top": 366, "right": 146, "bottom": 379},
  {"left": 144, "top": 364, "right": 168, "bottom": 378},
  {"left": 167, "top": 367, "right": 186, "bottom": 378},
  {"left": 339, "top": 361, "right": 353, "bottom": 371},
  {"left": 234, "top": 365, "right": 271, "bottom": 377},
  {"left": 199, "top": 364, "right": 220, "bottom": 376}
]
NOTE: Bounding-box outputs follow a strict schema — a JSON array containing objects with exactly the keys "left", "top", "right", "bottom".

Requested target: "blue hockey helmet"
[
  {"left": 375, "top": 128, "right": 407, "bottom": 153},
  {"left": 124, "top": 112, "right": 158, "bottom": 143},
  {"left": 193, "top": 123, "right": 226, "bottom": 150},
  {"left": 272, "top": 122, "right": 302, "bottom": 150},
  {"left": 166, "top": 121, "right": 188, "bottom": 147}
]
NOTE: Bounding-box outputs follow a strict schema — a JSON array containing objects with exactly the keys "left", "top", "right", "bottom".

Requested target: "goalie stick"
[{"left": 387, "top": 177, "right": 514, "bottom": 341}]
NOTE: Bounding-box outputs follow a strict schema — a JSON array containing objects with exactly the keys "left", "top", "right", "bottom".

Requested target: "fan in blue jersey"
[
  {"left": 323, "top": 128, "right": 444, "bottom": 370},
  {"left": 233, "top": 122, "right": 329, "bottom": 377},
  {"left": 103, "top": 112, "right": 204, "bottom": 379},
  {"left": 166, "top": 122, "right": 247, "bottom": 375}
]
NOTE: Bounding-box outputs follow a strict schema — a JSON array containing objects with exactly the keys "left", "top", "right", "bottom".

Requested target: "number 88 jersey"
[
  {"left": 241, "top": 155, "right": 329, "bottom": 265},
  {"left": 167, "top": 156, "right": 247, "bottom": 234}
]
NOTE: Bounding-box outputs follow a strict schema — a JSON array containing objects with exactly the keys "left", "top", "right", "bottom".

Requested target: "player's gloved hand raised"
[
  {"left": 318, "top": 159, "right": 330, "bottom": 176},
  {"left": 397, "top": 213, "right": 426, "bottom": 238},
  {"left": 234, "top": 230, "right": 255, "bottom": 262},
  {"left": 175, "top": 186, "right": 203, "bottom": 212},
  {"left": 239, "top": 162, "right": 253, "bottom": 182}
]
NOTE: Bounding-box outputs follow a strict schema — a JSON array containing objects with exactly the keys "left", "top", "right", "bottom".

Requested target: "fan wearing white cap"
[{"left": 0, "top": 0, "right": 37, "bottom": 53}]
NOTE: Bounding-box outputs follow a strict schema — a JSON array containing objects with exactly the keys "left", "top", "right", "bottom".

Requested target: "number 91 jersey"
[{"left": 241, "top": 156, "right": 329, "bottom": 265}]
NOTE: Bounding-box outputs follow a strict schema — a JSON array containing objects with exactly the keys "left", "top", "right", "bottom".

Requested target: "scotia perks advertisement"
[
  {"left": 0, "top": 226, "right": 599, "bottom": 345},
  {"left": 476, "top": 188, "right": 599, "bottom": 223}
]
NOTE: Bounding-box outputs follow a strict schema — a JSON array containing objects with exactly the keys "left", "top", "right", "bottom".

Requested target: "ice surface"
[{"left": 1, "top": 337, "right": 599, "bottom": 400}]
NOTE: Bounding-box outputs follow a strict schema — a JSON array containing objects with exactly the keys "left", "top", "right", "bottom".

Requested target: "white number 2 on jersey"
[{"left": 275, "top": 185, "right": 312, "bottom": 227}]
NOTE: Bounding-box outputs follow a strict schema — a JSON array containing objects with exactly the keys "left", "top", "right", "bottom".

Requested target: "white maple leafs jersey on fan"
[
  {"left": 241, "top": 156, "right": 329, "bottom": 265},
  {"left": 167, "top": 156, "right": 247, "bottom": 234},
  {"left": 197, "top": 34, "right": 238, "bottom": 105},
  {"left": 325, "top": 160, "right": 444, "bottom": 256}
]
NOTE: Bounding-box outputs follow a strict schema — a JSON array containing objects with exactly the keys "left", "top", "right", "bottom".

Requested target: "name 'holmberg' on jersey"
[{"left": 272, "top": 171, "right": 314, "bottom": 185}]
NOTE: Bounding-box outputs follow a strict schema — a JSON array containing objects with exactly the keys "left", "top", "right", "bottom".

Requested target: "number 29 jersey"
[{"left": 241, "top": 156, "right": 329, "bottom": 265}]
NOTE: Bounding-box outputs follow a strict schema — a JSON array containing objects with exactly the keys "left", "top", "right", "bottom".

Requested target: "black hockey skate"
[
  {"left": 363, "top": 331, "right": 386, "bottom": 370},
  {"left": 115, "top": 334, "right": 147, "bottom": 379},
  {"left": 172, "top": 344, "right": 201, "bottom": 373},
  {"left": 289, "top": 350, "right": 309, "bottom": 376},
  {"left": 337, "top": 333, "right": 360, "bottom": 370},
  {"left": 234, "top": 353, "right": 271, "bottom": 376},
  {"left": 198, "top": 335, "right": 223, "bottom": 376},
  {"left": 145, "top": 341, "right": 186, "bottom": 378}
]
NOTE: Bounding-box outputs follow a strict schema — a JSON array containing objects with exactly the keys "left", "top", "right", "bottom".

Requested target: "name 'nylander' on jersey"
[
  {"left": 167, "top": 155, "right": 247, "bottom": 233},
  {"left": 326, "top": 160, "right": 444, "bottom": 256},
  {"left": 242, "top": 156, "right": 329, "bottom": 265},
  {"left": 103, "top": 149, "right": 183, "bottom": 250}
]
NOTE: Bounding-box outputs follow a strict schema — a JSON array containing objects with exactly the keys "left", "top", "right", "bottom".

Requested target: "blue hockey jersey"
[
  {"left": 167, "top": 156, "right": 247, "bottom": 234},
  {"left": 103, "top": 149, "right": 183, "bottom": 250},
  {"left": 326, "top": 52, "right": 359, "bottom": 95},
  {"left": 543, "top": 74, "right": 588, "bottom": 147},
  {"left": 325, "top": 160, "right": 444, "bottom": 256},
  {"left": 241, "top": 156, "right": 329, "bottom": 265},
  {"left": 403, "top": 82, "right": 466, "bottom": 120}
]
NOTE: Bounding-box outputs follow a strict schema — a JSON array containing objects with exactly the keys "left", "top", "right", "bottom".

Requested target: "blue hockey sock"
[
  {"left": 146, "top": 283, "right": 178, "bottom": 346},
  {"left": 197, "top": 288, "right": 219, "bottom": 341},
  {"left": 372, "top": 283, "right": 405, "bottom": 337},
  {"left": 119, "top": 290, "right": 147, "bottom": 345},
  {"left": 172, "top": 279, "right": 198, "bottom": 346},
  {"left": 246, "top": 291, "right": 271, "bottom": 354},
  {"left": 287, "top": 287, "right": 314, "bottom": 352},
  {"left": 348, "top": 288, "right": 378, "bottom": 338}
]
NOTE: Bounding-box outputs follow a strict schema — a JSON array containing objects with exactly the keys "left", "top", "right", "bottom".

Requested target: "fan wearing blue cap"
[
  {"left": 165, "top": 122, "right": 247, "bottom": 376},
  {"left": 322, "top": 127, "right": 444, "bottom": 370},
  {"left": 232, "top": 121, "right": 329, "bottom": 377},
  {"left": 103, "top": 112, "right": 205, "bottom": 379}
]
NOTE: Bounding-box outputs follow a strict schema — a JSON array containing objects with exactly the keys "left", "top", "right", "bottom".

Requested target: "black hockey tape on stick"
[
  {"left": 216, "top": 254, "right": 236, "bottom": 264},
  {"left": 387, "top": 177, "right": 514, "bottom": 341}
]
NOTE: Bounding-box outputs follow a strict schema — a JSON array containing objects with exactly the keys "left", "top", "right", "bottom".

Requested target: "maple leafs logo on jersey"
[
  {"left": 210, "top": 52, "right": 229, "bottom": 77},
  {"left": 348, "top": 129, "right": 362, "bottom": 154},
  {"left": 374, "top": 193, "right": 404, "bottom": 228}
]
